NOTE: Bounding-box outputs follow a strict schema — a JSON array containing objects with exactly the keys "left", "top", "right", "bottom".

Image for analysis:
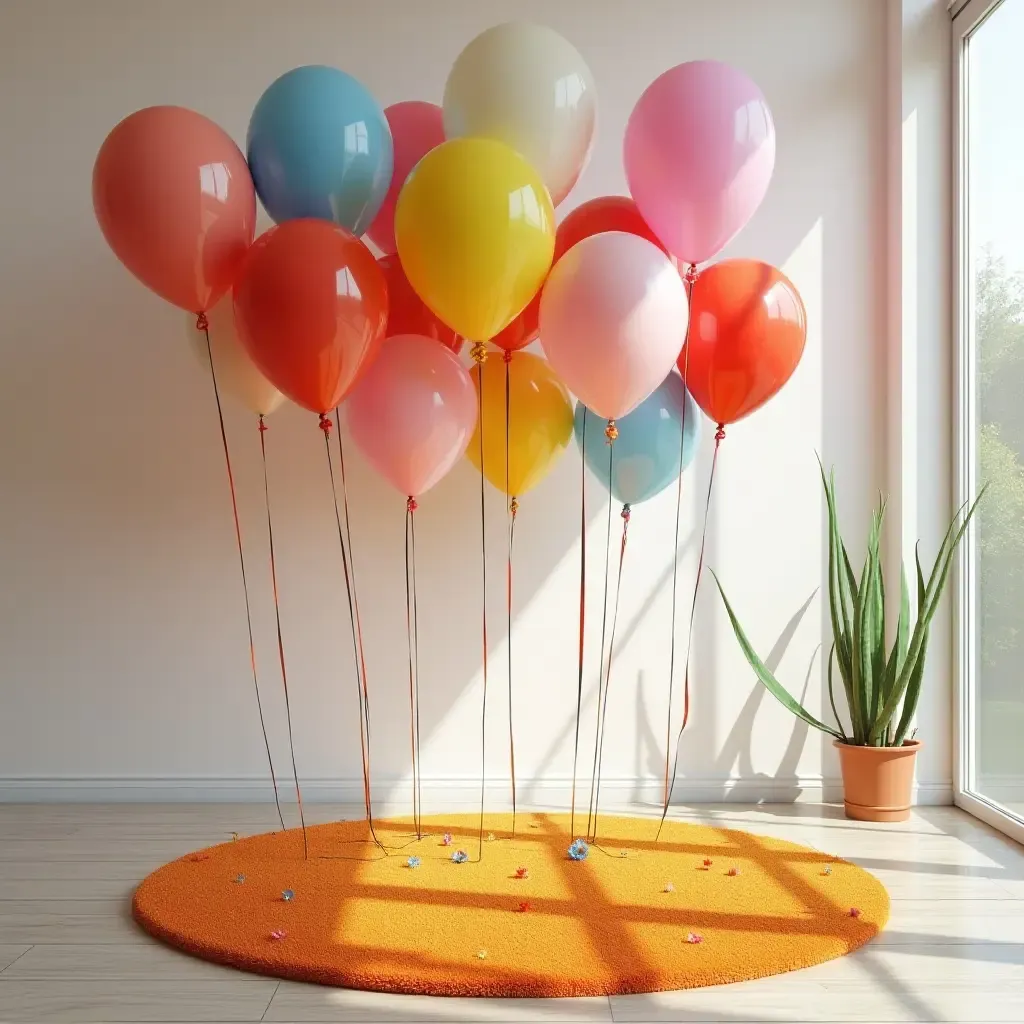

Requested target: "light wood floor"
[{"left": 0, "top": 803, "right": 1022, "bottom": 1022}]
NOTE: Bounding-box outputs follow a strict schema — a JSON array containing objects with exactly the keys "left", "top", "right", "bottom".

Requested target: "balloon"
[
  {"left": 574, "top": 374, "right": 700, "bottom": 506},
  {"left": 539, "top": 232, "right": 689, "bottom": 421},
  {"left": 233, "top": 220, "right": 387, "bottom": 414},
  {"left": 680, "top": 259, "right": 806, "bottom": 427},
  {"left": 345, "top": 334, "right": 477, "bottom": 497},
  {"left": 186, "top": 293, "right": 285, "bottom": 417},
  {"left": 366, "top": 102, "right": 445, "bottom": 255},
  {"left": 93, "top": 106, "right": 256, "bottom": 313},
  {"left": 247, "top": 66, "right": 393, "bottom": 234},
  {"left": 624, "top": 61, "right": 775, "bottom": 265},
  {"left": 395, "top": 138, "right": 555, "bottom": 342},
  {"left": 443, "top": 22, "right": 596, "bottom": 207},
  {"left": 378, "top": 254, "right": 460, "bottom": 353},
  {"left": 492, "top": 195, "right": 671, "bottom": 354},
  {"left": 465, "top": 352, "right": 573, "bottom": 496}
]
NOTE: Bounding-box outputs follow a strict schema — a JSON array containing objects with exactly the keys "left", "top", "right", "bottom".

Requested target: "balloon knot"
[
  {"left": 604, "top": 420, "right": 618, "bottom": 444},
  {"left": 318, "top": 413, "right": 333, "bottom": 435},
  {"left": 195, "top": 312, "right": 209, "bottom": 331},
  {"left": 470, "top": 342, "right": 488, "bottom": 365},
  {"left": 407, "top": 496, "right": 418, "bottom": 513},
  {"left": 684, "top": 264, "right": 699, "bottom": 285},
  {"left": 502, "top": 349, "right": 513, "bottom": 364},
  {"left": 510, "top": 497, "right": 519, "bottom": 518},
  {"left": 715, "top": 424, "right": 726, "bottom": 442},
  {"left": 621, "top": 504, "right": 631, "bottom": 522},
  {"left": 258, "top": 415, "right": 268, "bottom": 434}
]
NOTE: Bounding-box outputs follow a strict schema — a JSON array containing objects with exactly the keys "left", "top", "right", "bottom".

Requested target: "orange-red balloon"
[
  {"left": 491, "top": 195, "right": 670, "bottom": 353},
  {"left": 680, "top": 259, "right": 806, "bottom": 427},
  {"left": 93, "top": 106, "right": 256, "bottom": 313},
  {"left": 378, "top": 254, "right": 461, "bottom": 353},
  {"left": 233, "top": 221, "right": 387, "bottom": 414}
]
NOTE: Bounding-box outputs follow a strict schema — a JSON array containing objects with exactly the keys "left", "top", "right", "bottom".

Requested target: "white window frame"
[{"left": 952, "top": 0, "right": 1024, "bottom": 844}]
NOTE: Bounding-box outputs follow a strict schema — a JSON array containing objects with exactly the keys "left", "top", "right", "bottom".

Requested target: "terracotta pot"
[{"left": 834, "top": 739, "right": 921, "bottom": 822}]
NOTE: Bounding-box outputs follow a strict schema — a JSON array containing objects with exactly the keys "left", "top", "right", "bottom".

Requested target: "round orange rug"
[{"left": 133, "top": 812, "right": 888, "bottom": 997}]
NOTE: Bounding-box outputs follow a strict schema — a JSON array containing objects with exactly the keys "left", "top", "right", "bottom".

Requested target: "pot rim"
[{"left": 832, "top": 738, "right": 922, "bottom": 751}]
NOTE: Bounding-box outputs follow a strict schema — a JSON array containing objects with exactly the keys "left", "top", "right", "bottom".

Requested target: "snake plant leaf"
[
  {"left": 891, "top": 547, "right": 928, "bottom": 745},
  {"left": 827, "top": 642, "right": 849, "bottom": 741},
  {"left": 712, "top": 572, "right": 843, "bottom": 740}
]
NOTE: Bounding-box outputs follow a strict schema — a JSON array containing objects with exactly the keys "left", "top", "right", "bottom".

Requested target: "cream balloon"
[
  {"left": 443, "top": 22, "right": 596, "bottom": 207},
  {"left": 186, "top": 293, "right": 285, "bottom": 417}
]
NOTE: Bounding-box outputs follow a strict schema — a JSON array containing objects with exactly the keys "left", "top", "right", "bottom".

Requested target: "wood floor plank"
[
  {"left": 0, "top": 945, "right": 31, "bottom": 972},
  {"left": 0, "top": 899, "right": 138, "bottom": 944},
  {"left": 1, "top": 942, "right": 242, "bottom": 981}
]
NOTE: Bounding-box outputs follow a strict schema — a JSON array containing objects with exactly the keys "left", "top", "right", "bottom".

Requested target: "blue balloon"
[
  {"left": 247, "top": 66, "right": 393, "bottom": 233},
  {"left": 574, "top": 374, "right": 701, "bottom": 506}
]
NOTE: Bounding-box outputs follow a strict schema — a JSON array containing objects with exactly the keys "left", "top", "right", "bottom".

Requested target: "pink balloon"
[
  {"left": 539, "top": 232, "right": 689, "bottom": 421},
  {"left": 345, "top": 334, "right": 478, "bottom": 497},
  {"left": 365, "top": 101, "right": 445, "bottom": 254},
  {"left": 624, "top": 61, "right": 775, "bottom": 266}
]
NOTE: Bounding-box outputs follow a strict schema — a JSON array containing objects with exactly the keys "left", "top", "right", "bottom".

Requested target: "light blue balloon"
[
  {"left": 247, "top": 65, "right": 393, "bottom": 233},
  {"left": 574, "top": 374, "right": 701, "bottom": 506}
]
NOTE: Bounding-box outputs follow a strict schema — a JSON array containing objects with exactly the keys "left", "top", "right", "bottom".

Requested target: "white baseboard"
[{"left": 0, "top": 774, "right": 954, "bottom": 806}]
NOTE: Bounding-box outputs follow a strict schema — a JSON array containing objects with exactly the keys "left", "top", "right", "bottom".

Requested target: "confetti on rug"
[{"left": 132, "top": 812, "right": 888, "bottom": 997}]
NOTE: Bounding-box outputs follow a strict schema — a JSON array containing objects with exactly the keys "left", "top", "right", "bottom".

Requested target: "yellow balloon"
[
  {"left": 394, "top": 138, "right": 555, "bottom": 343},
  {"left": 465, "top": 351, "right": 573, "bottom": 497}
]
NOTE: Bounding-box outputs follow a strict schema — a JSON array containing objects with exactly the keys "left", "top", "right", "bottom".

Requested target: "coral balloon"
[
  {"left": 378, "top": 254, "right": 460, "bottom": 353},
  {"left": 574, "top": 374, "right": 700, "bottom": 507},
  {"left": 345, "top": 335, "right": 478, "bottom": 497},
  {"left": 247, "top": 66, "right": 393, "bottom": 234},
  {"left": 624, "top": 61, "right": 775, "bottom": 265},
  {"left": 443, "top": 22, "right": 596, "bottom": 207},
  {"left": 465, "top": 352, "right": 573, "bottom": 496},
  {"left": 233, "top": 220, "right": 387, "bottom": 414},
  {"left": 680, "top": 259, "right": 806, "bottom": 427},
  {"left": 492, "top": 195, "right": 670, "bottom": 354},
  {"left": 93, "top": 106, "right": 256, "bottom": 313},
  {"left": 185, "top": 294, "right": 285, "bottom": 417},
  {"left": 539, "top": 232, "right": 689, "bottom": 422},
  {"left": 366, "top": 102, "right": 445, "bottom": 255},
  {"left": 395, "top": 138, "right": 555, "bottom": 342}
]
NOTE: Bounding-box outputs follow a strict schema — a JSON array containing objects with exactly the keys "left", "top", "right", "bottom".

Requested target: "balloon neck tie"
[
  {"left": 470, "top": 341, "right": 488, "bottom": 365},
  {"left": 195, "top": 311, "right": 209, "bottom": 332},
  {"left": 407, "top": 496, "right": 418, "bottom": 513},
  {"left": 621, "top": 503, "right": 631, "bottom": 523},
  {"left": 604, "top": 420, "right": 618, "bottom": 444},
  {"left": 502, "top": 349, "right": 513, "bottom": 364},
  {"left": 318, "top": 413, "right": 333, "bottom": 436},
  {"left": 684, "top": 263, "right": 699, "bottom": 285},
  {"left": 715, "top": 423, "right": 726, "bottom": 442},
  {"left": 258, "top": 415, "right": 268, "bottom": 434},
  {"left": 510, "top": 496, "right": 519, "bottom": 519}
]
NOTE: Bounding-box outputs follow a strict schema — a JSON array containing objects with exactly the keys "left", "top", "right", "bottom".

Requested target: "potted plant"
[{"left": 713, "top": 462, "right": 984, "bottom": 822}]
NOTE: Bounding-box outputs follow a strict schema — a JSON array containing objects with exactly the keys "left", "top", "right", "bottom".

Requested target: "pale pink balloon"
[
  {"left": 365, "top": 101, "right": 445, "bottom": 254},
  {"left": 345, "top": 334, "right": 478, "bottom": 497},
  {"left": 624, "top": 60, "right": 775, "bottom": 266},
  {"left": 539, "top": 232, "right": 689, "bottom": 421}
]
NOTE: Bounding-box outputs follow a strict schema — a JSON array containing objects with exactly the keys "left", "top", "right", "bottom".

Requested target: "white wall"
[{"left": 0, "top": 0, "right": 953, "bottom": 806}]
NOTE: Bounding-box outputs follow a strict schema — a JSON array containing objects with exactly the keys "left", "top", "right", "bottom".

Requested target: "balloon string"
[
  {"left": 471, "top": 344, "right": 490, "bottom": 861},
  {"left": 258, "top": 415, "right": 307, "bottom": 857},
  {"left": 404, "top": 496, "right": 422, "bottom": 839},
  {"left": 198, "top": 317, "right": 285, "bottom": 836},
  {"left": 570, "top": 409, "right": 587, "bottom": 839},
  {"left": 590, "top": 503, "right": 632, "bottom": 843},
  {"left": 586, "top": 428, "right": 616, "bottom": 839},
  {"left": 504, "top": 352, "right": 517, "bottom": 836},
  {"left": 663, "top": 263, "right": 699, "bottom": 808},
  {"left": 657, "top": 422, "right": 726, "bottom": 843},
  {"left": 331, "top": 418, "right": 380, "bottom": 847},
  {"left": 319, "top": 414, "right": 384, "bottom": 853}
]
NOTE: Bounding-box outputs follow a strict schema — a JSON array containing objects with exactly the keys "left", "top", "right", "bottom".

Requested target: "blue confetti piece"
[
  {"left": 451, "top": 849, "right": 469, "bottom": 864},
  {"left": 407, "top": 856, "right": 421, "bottom": 868},
  {"left": 568, "top": 838, "right": 590, "bottom": 861},
  {"left": 233, "top": 874, "right": 246, "bottom": 884},
  {"left": 281, "top": 889, "right": 294, "bottom": 901}
]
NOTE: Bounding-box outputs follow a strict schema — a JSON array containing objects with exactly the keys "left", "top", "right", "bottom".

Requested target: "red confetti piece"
[
  {"left": 849, "top": 907, "right": 861, "bottom": 918},
  {"left": 269, "top": 929, "right": 287, "bottom": 940},
  {"left": 514, "top": 866, "right": 529, "bottom": 879},
  {"left": 727, "top": 867, "right": 740, "bottom": 876},
  {"left": 702, "top": 858, "right": 713, "bottom": 868},
  {"left": 686, "top": 932, "right": 704, "bottom": 944},
  {"left": 517, "top": 901, "right": 532, "bottom": 913}
]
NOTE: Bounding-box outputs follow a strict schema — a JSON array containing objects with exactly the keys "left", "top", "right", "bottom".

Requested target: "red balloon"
[
  {"left": 93, "top": 106, "right": 256, "bottom": 313},
  {"left": 378, "top": 254, "right": 461, "bottom": 353},
  {"left": 491, "top": 195, "right": 671, "bottom": 353},
  {"left": 679, "top": 259, "right": 806, "bottom": 427},
  {"left": 233, "top": 221, "right": 387, "bottom": 414}
]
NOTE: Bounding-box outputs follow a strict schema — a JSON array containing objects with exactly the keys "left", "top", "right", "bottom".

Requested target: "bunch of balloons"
[{"left": 93, "top": 21, "right": 807, "bottom": 510}]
